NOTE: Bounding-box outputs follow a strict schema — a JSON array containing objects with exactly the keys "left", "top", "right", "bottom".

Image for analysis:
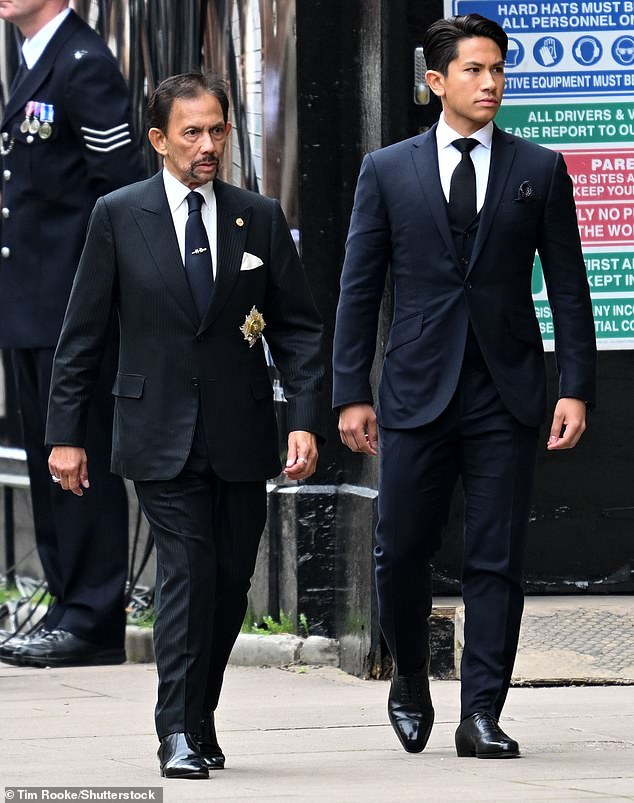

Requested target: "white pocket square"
[{"left": 240, "top": 252, "right": 264, "bottom": 271}]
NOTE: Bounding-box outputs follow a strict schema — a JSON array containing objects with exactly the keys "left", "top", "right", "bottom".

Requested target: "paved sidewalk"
[{"left": 1, "top": 661, "right": 633, "bottom": 802}]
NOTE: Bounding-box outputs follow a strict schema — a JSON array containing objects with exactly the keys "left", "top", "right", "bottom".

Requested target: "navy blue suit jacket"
[
  {"left": 0, "top": 10, "right": 144, "bottom": 348},
  {"left": 333, "top": 123, "right": 596, "bottom": 428}
]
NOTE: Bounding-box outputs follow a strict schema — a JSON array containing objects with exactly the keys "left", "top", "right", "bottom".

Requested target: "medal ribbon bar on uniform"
[{"left": 39, "top": 104, "right": 54, "bottom": 139}]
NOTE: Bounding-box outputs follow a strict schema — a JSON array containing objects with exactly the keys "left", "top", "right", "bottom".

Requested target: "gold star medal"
[{"left": 239, "top": 306, "right": 266, "bottom": 347}]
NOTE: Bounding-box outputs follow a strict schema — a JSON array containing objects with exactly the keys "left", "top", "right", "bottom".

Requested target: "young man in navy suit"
[{"left": 333, "top": 14, "right": 595, "bottom": 758}]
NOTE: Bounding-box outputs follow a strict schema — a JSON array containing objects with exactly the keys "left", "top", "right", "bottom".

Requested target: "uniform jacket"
[
  {"left": 46, "top": 174, "right": 325, "bottom": 482},
  {"left": 333, "top": 123, "right": 596, "bottom": 428},
  {"left": 0, "top": 10, "right": 144, "bottom": 348}
]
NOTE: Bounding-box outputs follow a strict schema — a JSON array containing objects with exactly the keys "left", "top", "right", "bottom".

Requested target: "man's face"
[
  {"left": 148, "top": 93, "right": 232, "bottom": 189},
  {"left": 426, "top": 36, "right": 505, "bottom": 136},
  {"left": 0, "top": 0, "right": 61, "bottom": 29}
]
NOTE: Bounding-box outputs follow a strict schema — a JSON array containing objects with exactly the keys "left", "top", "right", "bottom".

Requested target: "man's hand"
[
  {"left": 338, "top": 403, "right": 378, "bottom": 456},
  {"left": 48, "top": 446, "right": 90, "bottom": 496},
  {"left": 284, "top": 431, "right": 318, "bottom": 480},
  {"left": 547, "top": 398, "right": 587, "bottom": 450}
]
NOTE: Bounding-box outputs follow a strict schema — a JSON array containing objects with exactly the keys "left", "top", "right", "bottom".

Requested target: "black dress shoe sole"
[
  {"left": 160, "top": 766, "right": 209, "bottom": 779},
  {"left": 0, "top": 650, "right": 39, "bottom": 667},
  {"left": 202, "top": 757, "right": 225, "bottom": 769},
  {"left": 456, "top": 744, "right": 520, "bottom": 759},
  {"left": 1, "top": 649, "right": 126, "bottom": 668}
]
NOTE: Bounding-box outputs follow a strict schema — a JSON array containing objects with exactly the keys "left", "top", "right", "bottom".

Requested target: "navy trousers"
[
  {"left": 12, "top": 339, "right": 129, "bottom": 647},
  {"left": 375, "top": 358, "right": 540, "bottom": 720}
]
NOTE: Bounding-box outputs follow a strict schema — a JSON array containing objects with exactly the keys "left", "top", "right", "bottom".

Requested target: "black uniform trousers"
[
  {"left": 11, "top": 337, "right": 128, "bottom": 648},
  {"left": 375, "top": 349, "right": 540, "bottom": 721},
  {"left": 135, "top": 414, "right": 267, "bottom": 738}
]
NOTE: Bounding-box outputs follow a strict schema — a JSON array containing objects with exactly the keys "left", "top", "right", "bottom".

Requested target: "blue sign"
[
  {"left": 613, "top": 35, "right": 634, "bottom": 65},
  {"left": 455, "top": 1, "right": 634, "bottom": 32},
  {"left": 572, "top": 36, "right": 603, "bottom": 67},
  {"left": 505, "top": 70, "right": 634, "bottom": 98},
  {"left": 533, "top": 36, "right": 564, "bottom": 67}
]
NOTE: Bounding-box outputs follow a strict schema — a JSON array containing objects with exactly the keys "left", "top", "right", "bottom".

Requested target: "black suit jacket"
[
  {"left": 333, "top": 124, "right": 596, "bottom": 428},
  {"left": 46, "top": 173, "right": 324, "bottom": 482},
  {"left": 0, "top": 10, "right": 144, "bottom": 348}
]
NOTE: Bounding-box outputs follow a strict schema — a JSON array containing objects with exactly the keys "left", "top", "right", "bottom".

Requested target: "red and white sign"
[{"left": 564, "top": 149, "right": 634, "bottom": 247}]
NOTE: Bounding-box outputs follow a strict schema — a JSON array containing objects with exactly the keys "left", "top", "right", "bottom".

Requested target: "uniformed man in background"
[{"left": 0, "top": 0, "right": 145, "bottom": 667}]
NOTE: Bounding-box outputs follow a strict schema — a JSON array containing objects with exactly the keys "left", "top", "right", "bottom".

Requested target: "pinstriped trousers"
[{"left": 135, "top": 415, "right": 266, "bottom": 738}]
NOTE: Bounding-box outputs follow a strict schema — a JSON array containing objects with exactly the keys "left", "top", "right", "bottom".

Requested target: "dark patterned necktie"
[
  {"left": 184, "top": 191, "right": 214, "bottom": 319},
  {"left": 448, "top": 138, "right": 479, "bottom": 228}
]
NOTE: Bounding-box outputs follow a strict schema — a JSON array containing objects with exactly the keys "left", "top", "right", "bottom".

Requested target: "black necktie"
[
  {"left": 184, "top": 191, "right": 214, "bottom": 319},
  {"left": 448, "top": 138, "right": 478, "bottom": 229}
]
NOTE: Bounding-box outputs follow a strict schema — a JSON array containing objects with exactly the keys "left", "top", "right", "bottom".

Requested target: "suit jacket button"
[
  {"left": 196, "top": 335, "right": 205, "bottom": 342},
  {"left": 1, "top": 246, "right": 10, "bottom": 258},
  {"left": 2, "top": 208, "right": 9, "bottom": 219},
  {"left": 465, "top": 281, "right": 472, "bottom": 289},
  {"left": 3, "top": 170, "right": 10, "bottom": 180},
  {"left": 191, "top": 378, "right": 200, "bottom": 388}
]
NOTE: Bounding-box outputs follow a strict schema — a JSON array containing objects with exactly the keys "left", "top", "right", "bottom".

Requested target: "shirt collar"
[
  {"left": 436, "top": 113, "right": 493, "bottom": 152},
  {"left": 22, "top": 7, "right": 71, "bottom": 69},
  {"left": 162, "top": 167, "right": 215, "bottom": 213}
]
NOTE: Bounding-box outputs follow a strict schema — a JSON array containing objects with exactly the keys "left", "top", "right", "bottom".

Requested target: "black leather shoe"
[
  {"left": 0, "top": 629, "right": 52, "bottom": 664},
  {"left": 455, "top": 712, "right": 520, "bottom": 758},
  {"left": 387, "top": 671, "right": 434, "bottom": 753},
  {"left": 194, "top": 713, "right": 225, "bottom": 769},
  {"left": 0, "top": 639, "right": 22, "bottom": 664},
  {"left": 157, "top": 732, "right": 209, "bottom": 779},
  {"left": 0, "top": 624, "right": 52, "bottom": 662},
  {"left": 0, "top": 628, "right": 125, "bottom": 668}
]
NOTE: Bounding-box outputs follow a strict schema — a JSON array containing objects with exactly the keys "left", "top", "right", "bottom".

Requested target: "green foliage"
[
  {"left": 121, "top": 606, "right": 310, "bottom": 634},
  {"left": 241, "top": 608, "right": 257, "bottom": 633},
  {"left": 253, "top": 611, "right": 296, "bottom": 635},
  {"left": 0, "top": 585, "right": 53, "bottom": 607},
  {"left": 127, "top": 607, "right": 155, "bottom": 628},
  {"left": 0, "top": 585, "right": 16, "bottom": 605},
  {"left": 242, "top": 610, "right": 311, "bottom": 636}
]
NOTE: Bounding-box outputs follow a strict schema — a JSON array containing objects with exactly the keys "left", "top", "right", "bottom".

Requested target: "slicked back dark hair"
[
  {"left": 422, "top": 14, "right": 508, "bottom": 76},
  {"left": 147, "top": 73, "right": 230, "bottom": 132}
]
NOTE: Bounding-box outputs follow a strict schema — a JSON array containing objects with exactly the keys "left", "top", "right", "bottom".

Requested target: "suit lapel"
[
  {"left": 2, "top": 11, "right": 82, "bottom": 125},
  {"left": 131, "top": 173, "right": 200, "bottom": 330},
  {"left": 467, "top": 125, "right": 517, "bottom": 273},
  {"left": 410, "top": 126, "right": 461, "bottom": 267},
  {"left": 199, "top": 179, "right": 251, "bottom": 333}
]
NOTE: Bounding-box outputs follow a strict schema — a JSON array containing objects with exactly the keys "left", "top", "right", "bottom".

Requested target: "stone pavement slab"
[{"left": 1, "top": 662, "right": 633, "bottom": 802}]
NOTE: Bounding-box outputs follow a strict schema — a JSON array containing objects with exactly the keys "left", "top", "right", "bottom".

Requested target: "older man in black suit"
[
  {"left": 333, "top": 14, "right": 595, "bottom": 759},
  {"left": 46, "top": 73, "right": 324, "bottom": 779},
  {"left": 0, "top": 0, "right": 144, "bottom": 667}
]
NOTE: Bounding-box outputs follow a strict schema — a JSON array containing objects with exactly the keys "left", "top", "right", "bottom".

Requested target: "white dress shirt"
[
  {"left": 436, "top": 114, "right": 493, "bottom": 213},
  {"left": 22, "top": 7, "right": 71, "bottom": 68},
  {"left": 162, "top": 168, "right": 218, "bottom": 279}
]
